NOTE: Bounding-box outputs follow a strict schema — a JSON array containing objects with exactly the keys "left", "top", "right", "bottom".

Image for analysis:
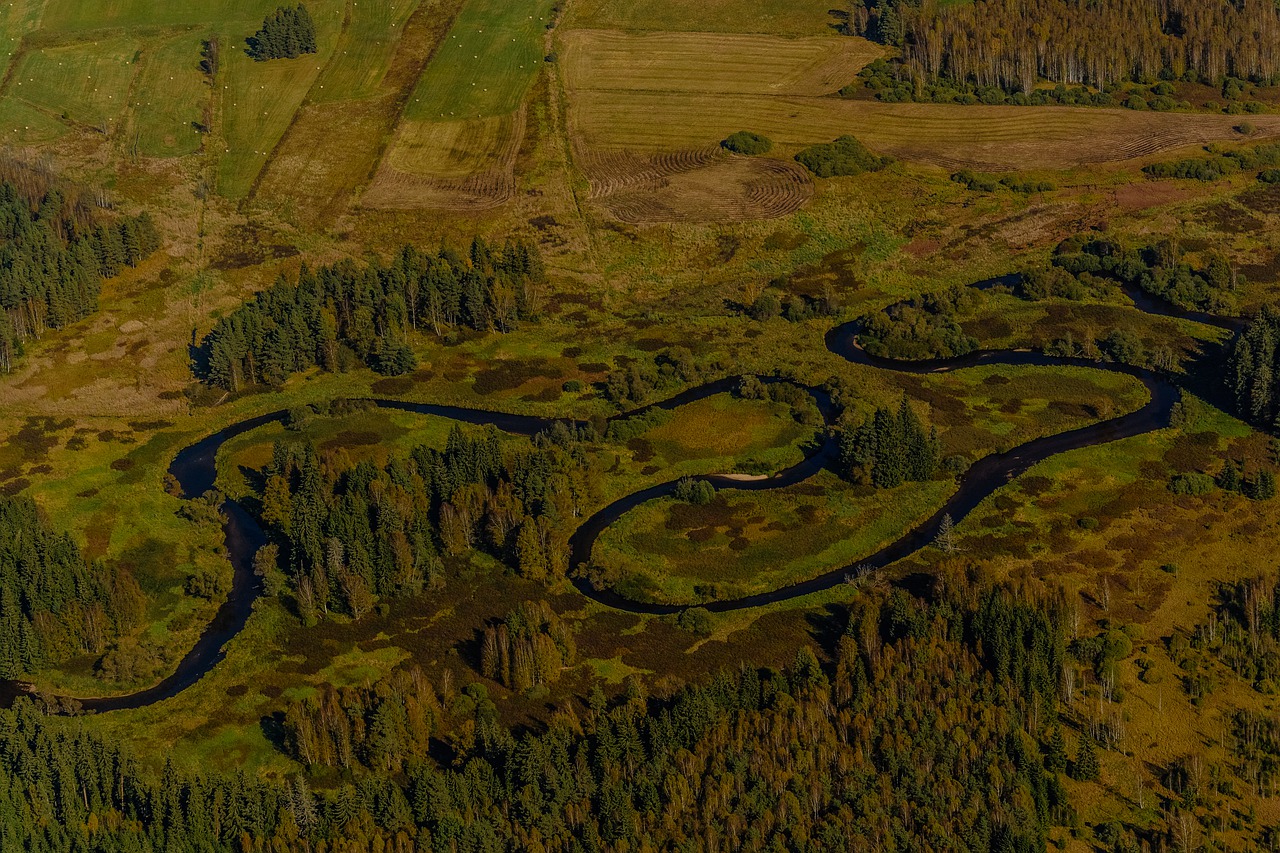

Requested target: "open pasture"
[
  {"left": 10, "top": 36, "right": 140, "bottom": 132},
  {"left": 215, "top": 0, "right": 345, "bottom": 198},
  {"left": 38, "top": 0, "right": 305, "bottom": 32},
  {"left": 560, "top": 30, "right": 881, "bottom": 97},
  {"left": 402, "top": 0, "right": 553, "bottom": 121},
  {"left": 0, "top": 0, "right": 43, "bottom": 82},
  {"left": 567, "top": 92, "right": 1280, "bottom": 171},
  {"left": 311, "top": 0, "right": 420, "bottom": 103},
  {"left": 131, "top": 32, "right": 209, "bottom": 157}
]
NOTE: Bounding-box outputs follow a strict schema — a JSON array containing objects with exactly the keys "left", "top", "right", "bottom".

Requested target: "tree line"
[
  {"left": 1228, "top": 305, "right": 1280, "bottom": 431},
  {"left": 0, "top": 496, "right": 143, "bottom": 679},
  {"left": 0, "top": 178, "right": 160, "bottom": 373},
  {"left": 256, "top": 423, "right": 599, "bottom": 621},
  {"left": 852, "top": 0, "right": 1280, "bottom": 94},
  {"left": 1046, "top": 232, "right": 1242, "bottom": 315},
  {"left": 202, "top": 238, "right": 545, "bottom": 390}
]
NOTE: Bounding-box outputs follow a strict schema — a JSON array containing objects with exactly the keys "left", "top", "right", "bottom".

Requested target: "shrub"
[
  {"left": 676, "top": 607, "right": 714, "bottom": 634},
  {"left": 795, "top": 136, "right": 891, "bottom": 177},
  {"left": 1169, "top": 472, "right": 1215, "bottom": 495},
  {"left": 721, "top": 131, "right": 772, "bottom": 155}
]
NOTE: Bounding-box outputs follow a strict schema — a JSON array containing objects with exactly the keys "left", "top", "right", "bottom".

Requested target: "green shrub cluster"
[
  {"left": 720, "top": 131, "right": 772, "bottom": 155},
  {"left": 794, "top": 136, "right": 891, "bottom": 178}
]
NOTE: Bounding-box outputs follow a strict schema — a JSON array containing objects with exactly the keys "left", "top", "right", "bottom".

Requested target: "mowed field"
[
  {"left": 560, "top": 27, "right": 1280, "bottom": 196},
  {"left": 569, "top": 90, "right": 1280, "bottom": 170},
  {"left": 362, "top": 0, "right": 554, "bottom": 209},
  {"left": 560, "top": 30, "right": 881, "bottom": 97},
  {"left": 251, "top": 0, "right": 465, "bottom": 220},
  {"left": 564, "top": 0, "right": 846, "bottom": 37}
]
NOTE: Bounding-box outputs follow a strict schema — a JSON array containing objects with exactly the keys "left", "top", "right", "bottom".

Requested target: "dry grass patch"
[
  {"left": 596, "top": 154, "right": 813, "bottom": 224},
  {"left": 363, "top": 108, "right": 523, "bottom": 209},
  {"left": 561, "top": 30, "right": 881, "bottom": 97}
]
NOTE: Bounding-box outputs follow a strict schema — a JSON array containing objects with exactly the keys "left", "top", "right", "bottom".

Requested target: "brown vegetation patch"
[
  {"left": 211, "top": 224, "right": 298, "bottom": 270},
  {"left": 1194, "top": 200, "right": 1265, "bottom": 234},
  {"left": 1238, "top": 182, "right": 1280, "bottom": 215},
  {"left": 1239, "top": 251, "right": 1280, "bottom": 284},
  {"left": 362, "top": 108, "right": 526, "bottom": 211},
  {"left": 472, "top": 357, "right": 564, "bottom": 394},
  {"left": 592, "top": 154, "right": 814, "bottom": 224},
  {"left": 371, "top": 376, "right": 415, "bottom": 395}
]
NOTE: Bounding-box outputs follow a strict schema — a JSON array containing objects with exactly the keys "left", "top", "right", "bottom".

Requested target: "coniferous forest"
[
  {"left": 12, "top": 0, "right": 1280, "bottom": 849},
  {"left": 201, "top": 240, "right": 545, "bottom": 390},
  {"left": 853, "top": 0, "right": 1280, "bottom": 92},
  {"left": 0, "top": 496, "right": 143, "bottom": 679},
  {"left": 246, "top": 4, "right": 318, "bottom": 61},
  {"left": 0, "top": 178, "right": 160, "bottom": 373}
]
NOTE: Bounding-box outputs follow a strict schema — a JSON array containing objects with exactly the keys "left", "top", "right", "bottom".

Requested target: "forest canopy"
[
  {"left": 0, "top": 176, "right": 160, "bottom": 373},
  {"left": 200, "top": 238, "right": 545, "bottom": 390},
  {"left": 852, "top": 0, "right": 1280, "bottom": 93}
]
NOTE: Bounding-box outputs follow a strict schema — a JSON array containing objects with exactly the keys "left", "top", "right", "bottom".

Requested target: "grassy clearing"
[
  {"left": 560, "top": 30, "right": 881, "bottom": 97},
  {"left": 909, "top": 364, "right": 1151, "bottom": 458},
  {"left": 595, "top": 470, "right": 953, "bottom": 604},
  {"left": 12, "top": 36, "right": 140, "bottom": 131},
  {"left": 132, "top": 32, "right": 209, "bottom": 157},
  {"left": 564, "top": 0, "right": 845, "bottom": 37},
  {"left": 633, "top": 392, "right": 814, "bottom": 472}
]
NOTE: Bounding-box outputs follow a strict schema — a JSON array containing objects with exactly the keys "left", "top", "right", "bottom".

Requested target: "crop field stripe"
[
  {"left": 248, "top": 0, "right": 466, "bottom": 215},
  {"left": 0, "top": 0, "right": 45, "bottom": 95},
  {"left": 214, "top": 0, "right": 347, "bottom": 198},
  {"left": 561, "top": 30, "right": 882, "bottom": 97},
  {"left": 567, "top": 90, "right": 1280, "bottom": 169},
  {"left": 310, "top": 0, "right": 421, "bottom": 103},
  {"left": 401, "top": 0, "right": 555, "bottom": 120}
]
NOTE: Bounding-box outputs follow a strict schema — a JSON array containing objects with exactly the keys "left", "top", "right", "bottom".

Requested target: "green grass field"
[
  {"left": 39, "top": 0, "right": 300, "bottom": 31},
  {"left": 12, "top": 36, "right": 140, "bottom": 130},
  {"left": 564, "top": 0, "right": 846, "bottom": 37},
  {"left": 403, "top": 0, "right": 554, "bottom": 120},
  {"left": 594, "top": 471, "right": 954, "bottom": 604},
  {"left": 215, "top": 0, "right": 345, "bottom": 197},
  {"left": 132, "top": 32, "right": 209, "bottom": 157},
  {"left": 0, "top": 0, "right": 43, "bottom": 80}
]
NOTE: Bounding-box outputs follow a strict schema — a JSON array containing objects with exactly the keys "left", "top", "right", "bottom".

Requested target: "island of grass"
[
  {"left": 616, "top": 390, "right": 820, "bottom": 478},
  {"left": 592, "top": 470, "right": 954, "bottom": 605}
]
